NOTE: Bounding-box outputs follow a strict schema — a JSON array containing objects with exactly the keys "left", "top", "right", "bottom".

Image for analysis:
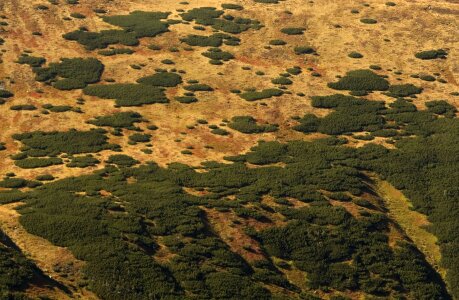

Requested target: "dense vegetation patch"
[
  {"left": 327, "top": 69, "right": 389, "bottom": 91},
  {"left": 415, "top": 49, "right": 448, "bottom": 60},
  {"left": 29, "top": 58, "right": 104, "bottom": 90},
  {"left": 83, "top": 84, "right": 168, "bottom": 106},
  {"left": 137, "top": 72, "right": 182, "bottom": 87},
  {"left": 64, "top": 11, "right": 171, "bottom": 49},
  {"left": 87, "top": 111, "right": 144, "bottom": 129},
  {"left": 386, "top": 84, "right": 422, "bottom": 97},
  {"left": 180, "top": 7, "right": 262, "bottom": 34},
  {"left": 280, "top": 27, "right": 305, "bottom": 35},
  {"left": 228, "top": 116, "right": 278, "bottom": 133},
  {"left": 12, "top": 129, "right": 118, "bottom": 157},
  {"left": 240, "top": 89, "right": 283, "bottom": 101}
]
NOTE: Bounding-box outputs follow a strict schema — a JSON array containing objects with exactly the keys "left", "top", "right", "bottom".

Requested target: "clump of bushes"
[
  {"left": 348, "top": 51, "right": 363, "bottom": 58},
  {"left": 327, "top": 69, "right": 389, "bottom": 91},
  {"left": 83, "top": 84, "right": 168, "bottom": 106},
  {"left": 30, "top": 57, "right": 104, "bottom": 90},
  {"left": 240, "top": 88, "right": 283, "bottom": 101},
  {"left": 280, "top": 27, "right": 305, "bottom": 35},
  {"left": 65, "top": 11, "right": 170, "bottom": 50},
  {"left": 106, "top": 154, "right": 139, "bottom": 166},
  {"left": 294, "top": 46, "right": 315, "bottom": 55},
  {"left": 87, "top": 111, "right": 144, "bottom": 129},
  {"left": 228, "top": 116, "right": 278, "bottom": 133},
  {"left": 415, "top": 49, "right": 447, "bottom": 60},
  {"left": 360, "top": 18, "right": 377, "bottom": 24},
  {"left": 386, "top": 84, "right": 422, "bottom": 97},
  {"left": 137, "top": 72, "right": 182, "bottom": 87},
  {"left": 97, "top": 48, "right": 134, "bottom": 56}
]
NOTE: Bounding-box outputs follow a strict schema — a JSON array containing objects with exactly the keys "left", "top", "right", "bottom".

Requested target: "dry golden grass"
[{"left": 375, "top": 179, "right": 445, "bottom": 279}]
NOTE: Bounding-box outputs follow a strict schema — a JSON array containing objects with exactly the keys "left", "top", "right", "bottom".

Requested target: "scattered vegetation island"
[{"left": 0, "top": 1, "right": 458, "bottom": 299}]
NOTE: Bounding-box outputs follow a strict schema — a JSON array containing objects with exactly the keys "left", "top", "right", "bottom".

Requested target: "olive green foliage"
[
  {"left": 222, "top": 3, "right": 244, "bottom": 10},
  {"left": 327, "top": 69, "right": 389, "bottom": 91},
  {"left": 63, "top": 29, "right": 139, "bottom": 50},
  {"left": 415, "top": 49, "right": 447, "bottom": 60},
  {"left": 386, "top": 84, "right": 422, "bottom": 97},
  {"left": 269, "top": 39, "right": 286, "bottom": 46},
  {"left": 360, "top": 18, "right": 377, "bottom": 24},
  {"left": 240, "top": 88, "right": 283, "bottom": 101},
  {"left": 425, "top": 100, "right": 457, "bottom": 117},
  {"left": 83, "top": 84, "right": 168, "bottom": 106},
  {"left": 42, "top": 104, "right": 73, "bottom": 113},
  {"left": 228, "top": 116, "right": 278, "bottom": 133},
  {"left": 184, "top": 83, "right": 213, "bottom": 92},
  {"left": 64, "top": 11, "right": 171, "bottom": 50},
  {"left": 7, "top": 126, "right": 455, "bottom": 298},
  {"left": 129, "top": 133, "right": 151, "bottom": 143},
  {"left": 106, "top": 154, "right": 139, "bottom": 166},
  {"left": 0, "top": 232, "right": 35, "bottom": 297},
  {"left": 348, "top": 51, "right": 363, "bottom": 58},
  {"left": 292, "top": 94, "right": 450, "bottom": 136},
  {"left": 67, "top": 155, "right": 100, "bottom": 168},
  {"left": 12, "top": 129, "right": 118, "bottom": 157},
  {"left": 136, "top": 72, "right": 182, "bottom": 87},
  {"left": 202, "top": 48, "right": 234, "bottom": 63},
  {"left": 87, "top": 111, "right": 144, "bottom": 129},
  {"left": 271, "top": 76, "right": 292, "bottom": 85},
  {"left": 180, "top": 33, "right": 240, "bottom": 47},
  {"left": 294, "top": 46, "right": 315, "bottom": 55},
  {"left": 16, "top": 54, "right": 46, "bottom": 67},
  {"left": 0, "top": 90, "right": 13, "bottom": 99},
  {"left": 180, "top": 7, "right": 262, "bottom": 34},
  {"left": 30, "top": 58, "right": 104, "bottom": 90},
  {"left": 280, "top": 27, "right": 305, "bottom": 35},
  {"left": 10, "top": 105, "right": 36, "bottom": 111},
  {"left": 175, "top": 96, "right": 198, "bottom": 103},
  {"left": 97, "top": 48, "right": 134, "bottom": 56},
  {"left": 15, "top": 157, "right": 63, "bottom": 169}
]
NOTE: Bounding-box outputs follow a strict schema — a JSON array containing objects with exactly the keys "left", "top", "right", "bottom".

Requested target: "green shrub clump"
[
  {"left": 240, "top": 89, "right": 283, "bottom": 101},
  {"left": 387, "top": 84, "right": 422, "bottom": 97},
  {"left": 137, "top": 72, "right": 182, "bottom": 87},
  {"left": 87, "top": 111, "right": 144, "bottom": 129},
  {"left": 280, "top": 27, "right": 305, "bottom": 35},
  {"left": 64, "top": 11, "right": 171, "bottom": 50},
  {"left": 415, "top": 49, "right": 447, "bottom": 60},
  {"left": 31, "top": 57, "right": 104, "bottom": 90},
  {"left": 228, "top": 116, "right": 278, "bottom": 133},
  {"left": 327, "top": 69, "right": 389, "bottom": 91},
  {"left": 83, "top": 84, "right": 168, "bottom": 106}
]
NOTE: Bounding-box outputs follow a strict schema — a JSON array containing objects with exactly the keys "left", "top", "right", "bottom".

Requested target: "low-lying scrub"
[
  {"left": 83, "top": 84, "right": 168, "bottom": 106},
  {"left": 228, "top": 116, "right": 278, "bottom": 133}
]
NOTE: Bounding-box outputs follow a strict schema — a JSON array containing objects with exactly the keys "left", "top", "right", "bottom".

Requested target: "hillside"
[{"left": 0, "top": 0, "right": 458, "bottom": 299}]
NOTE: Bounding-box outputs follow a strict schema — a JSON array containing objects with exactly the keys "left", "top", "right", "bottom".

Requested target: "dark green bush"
[
  {"left": 327, "top": 69, "right": 389, "bottom": 91},
  {"left": 294, "top": 46, "right": 315, "bottom": 55},
  {"left": 387, "top": 84, "right": 422, "bottom": 97},
  {"left": 280, "top": 27, "right": 305, "bottom": 35},
  {"left": 228, "top": 116, "right": 278, "bottom": 133},
  {"left": 137, "top": 72, "right": 182, "bottom": 87},
  {"left": 83, "top": 84, "right": 168, "bottom": 106},
  {"left": 88, "top": 111, "right": 144, "bottom": 129},
  {"left": 240, "top": 89, "right": 283, "bottom": 101},
  {"left": 415, "top": 49, "right": 447, "bottom": 60},
  {"left": 106, "top": 154, "right": 139, "bottom": 166}
]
